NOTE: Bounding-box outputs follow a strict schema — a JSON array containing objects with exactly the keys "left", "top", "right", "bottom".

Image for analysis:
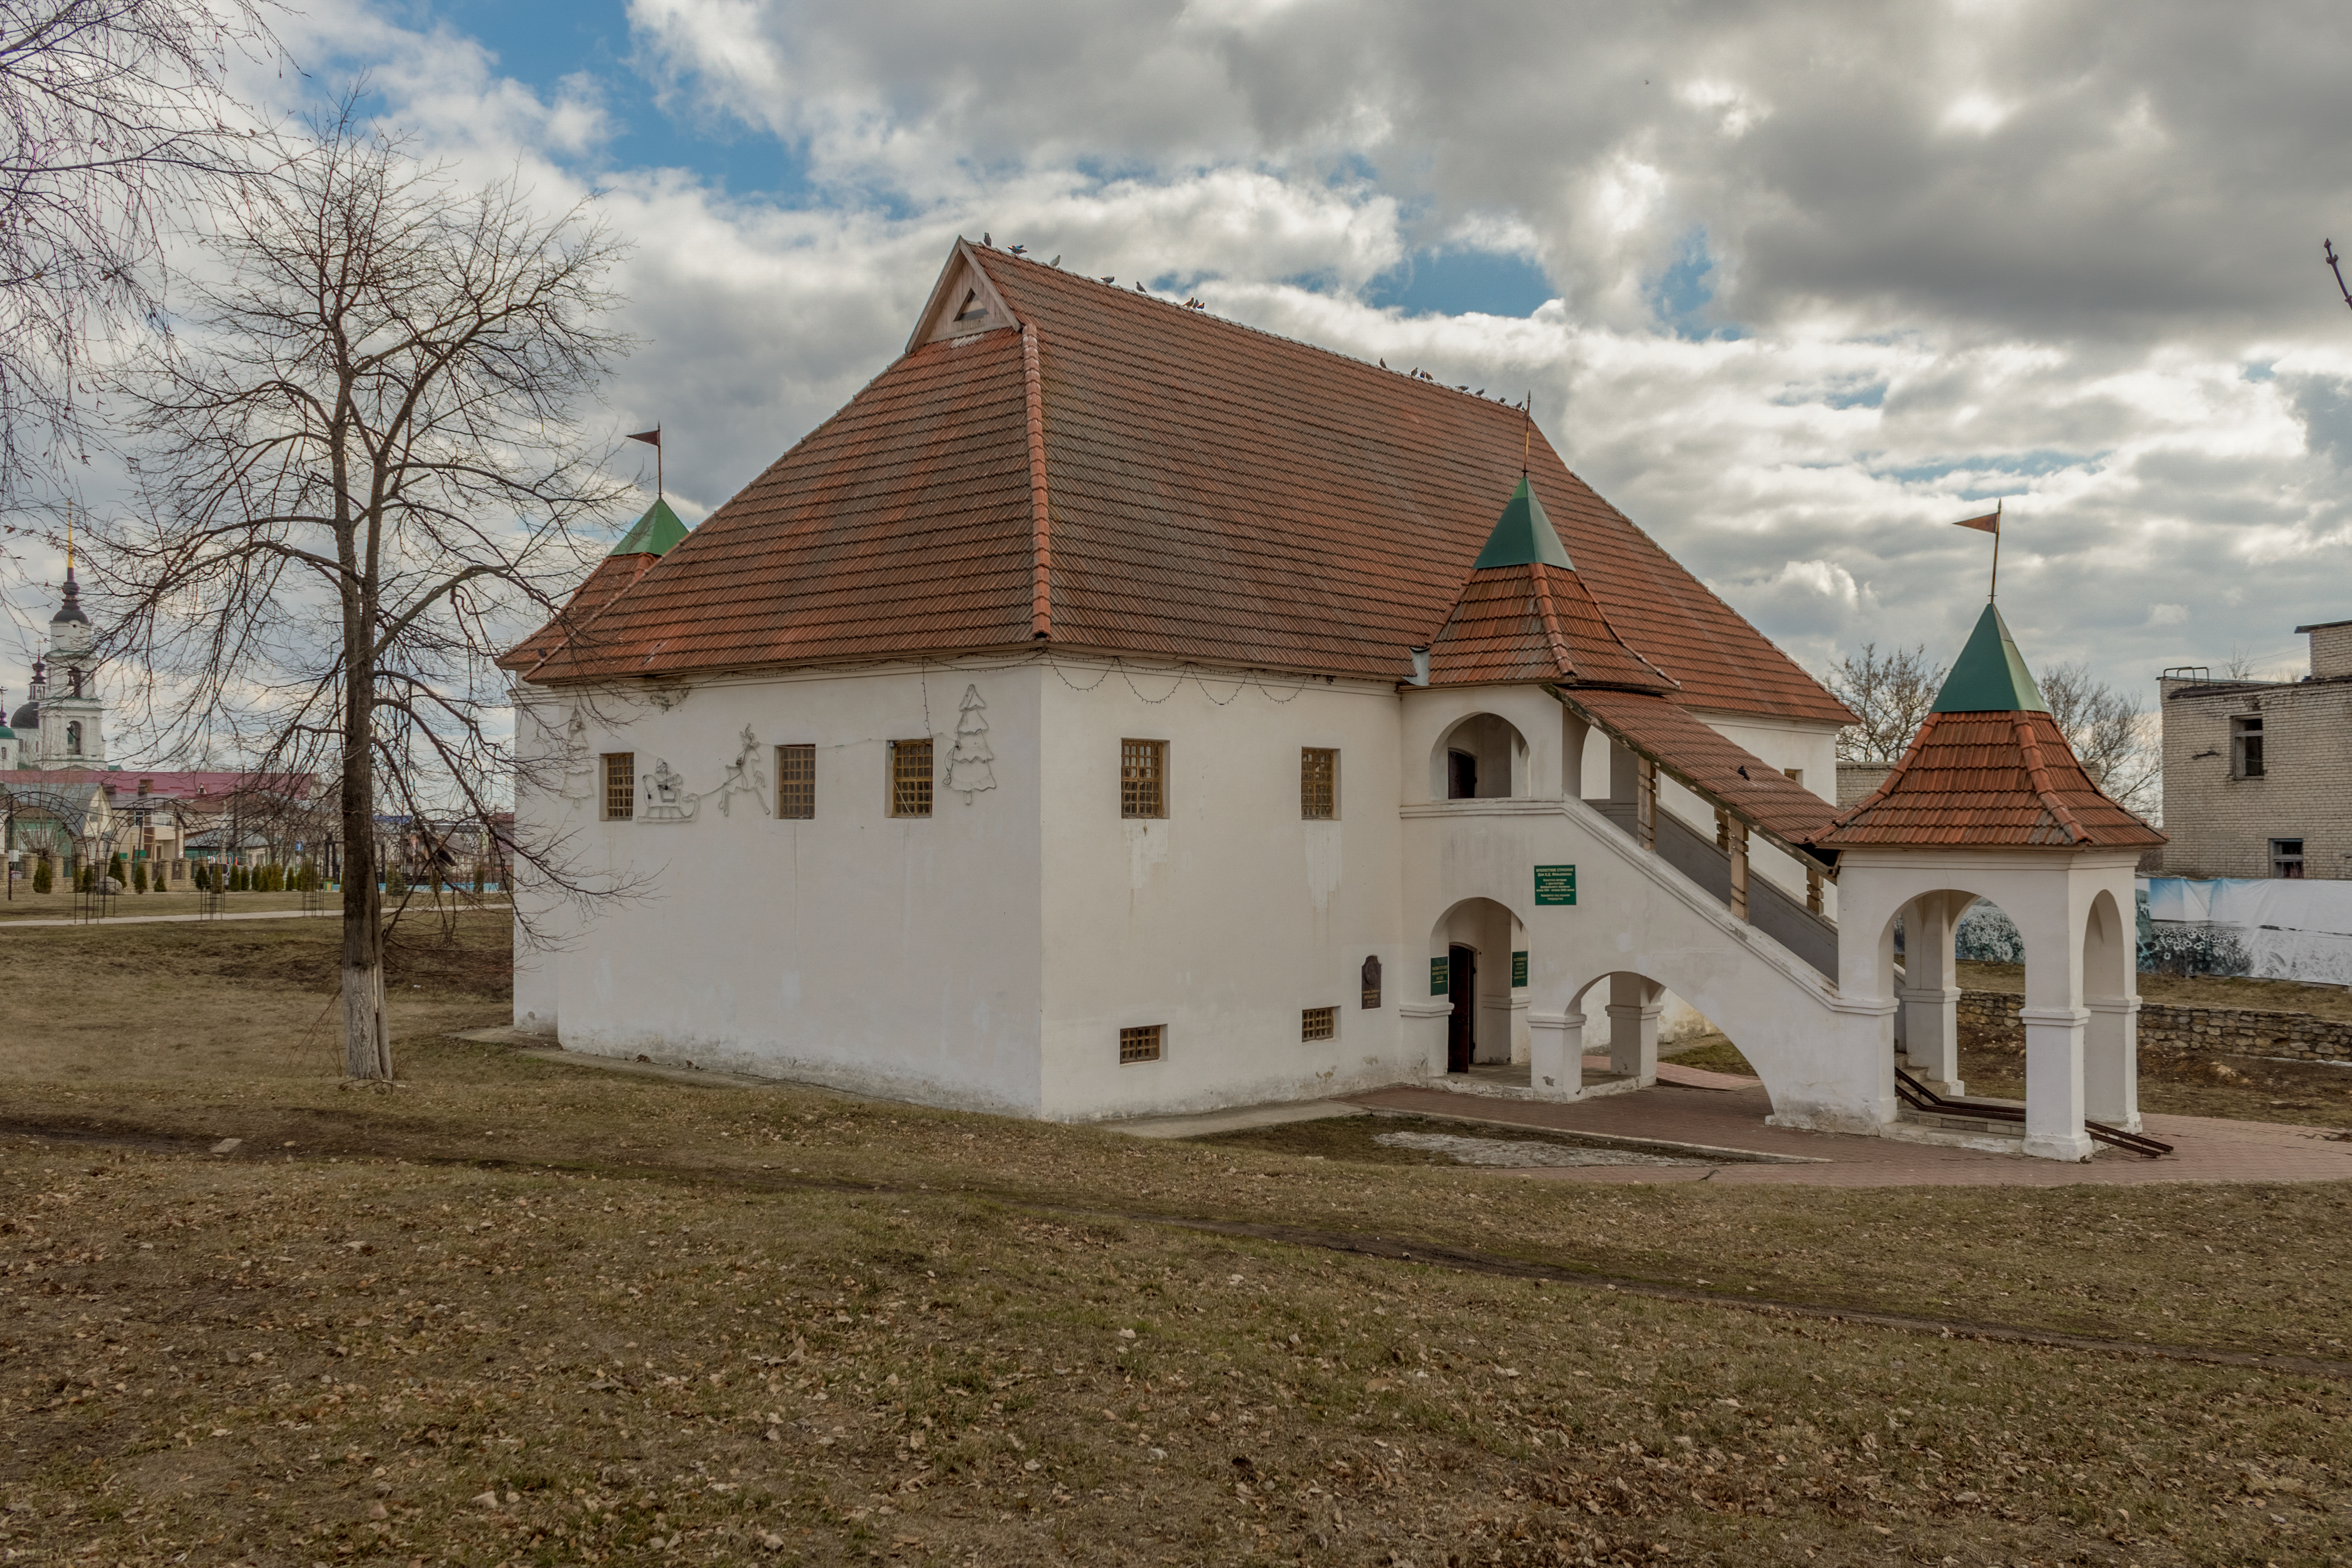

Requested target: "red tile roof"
[
  {"left": 1814, "top": 711, "right": 2165, "bottom": 850},
  {"left": 503, "top": 553, "right": 656, "bottom": 679},
  {"left": 1556, "top": 688, "right": 1844, "bottom": 849},
  {"left": 513, "top": 242, "right": 1853, "bottom": 728},
  {"left": 1426, "top": 564, "right": 1676, "bottom": 690},
  {"left": 0, "top": 769, "right": 317, "bottom": 802}
]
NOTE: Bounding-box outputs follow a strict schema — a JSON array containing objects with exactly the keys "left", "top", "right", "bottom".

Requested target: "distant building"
[
  {"left": 2, "top": 573, "right": 322, "bottom": 884},
  {"left": 2158, "top": 619, "right": 2352, "bottom": 880}
]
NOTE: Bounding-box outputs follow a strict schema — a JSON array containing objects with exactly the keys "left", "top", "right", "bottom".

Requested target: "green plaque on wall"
[
  {"left": 1511, "top": 950, "right": 1528, "bottom": 987},
  {"left": 1534, "top": 864, "right": 1577, "bottom": 905},
  {"left": 1429, "top": 958, "right": 1448, "bottom": 995}
]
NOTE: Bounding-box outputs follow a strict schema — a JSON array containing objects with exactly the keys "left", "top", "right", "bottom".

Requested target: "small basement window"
[
  {"left": 2232, "top": 714, "right": 2265, "bottom": 779},
  {"left": 890, "top": 738, "right": 934, "bottom": 817},
  {"left": 1119, "top": 1024, "right": 1164, "bottom": 1065},
  {"left": 1301, "top": 748, "right": 1338, "bottom": 819},
  {"left": 1301, "top": 1006, "right": 1337, "bottom": 1042},
  {"left": 776, "top": 744, "right": 814, "bottom": 819},
  {"left": 602, "top": 753, "right": 635, "bottom": 821},
  {"left": 2272, "top": 838, "right": 2305, "bottom": 879},
  {"left": 1122, "top": 739, "right": 1167, "bottom": 818}
]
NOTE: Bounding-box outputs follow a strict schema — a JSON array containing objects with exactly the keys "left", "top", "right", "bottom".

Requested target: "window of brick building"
[
  {"left": 1301, "top": 748, "right": 1338, "bottom": 819},
  {"left": 602, "top": 753, "right": 635, "bottom": 820},
  {"left": 1301, "top": 1006, "right": 1337, "bottom": 1041},
  {"left": 889, "top": 739, "right": 933, "bottom": 817},
  {"left": 2232, "top": 714, "right": 2265, "bottom": 778},
  {"left": 2272, "top": 838, "right": 2305, "bottom": 879},
  {"left": 1119, "top": 1024, "right": 1164, "bottom": 1064},
  {"left": 776, "top": 744, "right": 815, "bottom": 819},
  {"left": 1121, "top": 739, "right": 1167, "bottom": 818}
]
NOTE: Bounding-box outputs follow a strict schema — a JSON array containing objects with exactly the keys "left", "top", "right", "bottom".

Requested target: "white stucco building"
[{"left": 505, "top": 241, "right": 2165, "bottom": 1159}]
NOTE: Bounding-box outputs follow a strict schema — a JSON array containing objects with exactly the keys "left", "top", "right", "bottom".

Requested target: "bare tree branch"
[
  {"left": 85, "top": 102, "right": 641, "bottom": 1080},
  {"left": 0, "top": 0, "right": 281, "bottom": 502},
  {"left": 1825, "top": 642, "right": 1947, "bottom": 763},
  {"left": 2037, "top": 660, "right": 2160, "bottom": 816}
]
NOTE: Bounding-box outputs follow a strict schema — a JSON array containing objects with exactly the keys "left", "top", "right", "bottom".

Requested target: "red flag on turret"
[
  {"left": 626, "top": 428, "right": 660, "bottom": 448},
  {"left": 1952, "top": 508, "right": 1999, "bottom": 533}
]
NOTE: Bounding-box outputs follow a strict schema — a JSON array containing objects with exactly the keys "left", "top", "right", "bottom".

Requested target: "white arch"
[
  {"left": 1426, "top": 896, "right": 1526, "bottom": 1071},
  {"left": 2083, "top": 887, "right": 2140, "bottom": 1130},
  {"left": 1430, "top": 712, "right": 1528, "bottom": 801}
]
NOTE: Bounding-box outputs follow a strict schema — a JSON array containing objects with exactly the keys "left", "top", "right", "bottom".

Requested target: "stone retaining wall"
[{"left": 1956, "top": 990, "right": 2352, "bottom": 1064}]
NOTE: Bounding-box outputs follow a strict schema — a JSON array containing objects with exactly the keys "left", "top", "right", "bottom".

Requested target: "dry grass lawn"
[{"left": 5, "top": 918, "right": 2352, "bottom": 1566}]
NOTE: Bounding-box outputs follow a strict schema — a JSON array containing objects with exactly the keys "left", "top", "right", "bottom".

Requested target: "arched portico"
[{"left": 1838, "top": 848, "right": 2143, "bottom": 1160}]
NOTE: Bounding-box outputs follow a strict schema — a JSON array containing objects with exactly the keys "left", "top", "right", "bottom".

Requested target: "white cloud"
[{"left": 20, "top": 0, "right": 2345, "bottom": 709}]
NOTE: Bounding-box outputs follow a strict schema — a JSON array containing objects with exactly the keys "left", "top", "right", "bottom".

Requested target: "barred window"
[
  {"left": 776, "top": 744, "right": 815, "bottom": 819},
  {"left": 1301, "top": 747, "right": 1338, "bottom": 819},
  {"left": 1121, "top": 739, "right": 1167, "bottom": 818},
  {"left": 1301, "top": 1006, "right": 1337, "bottom": 1042},
  {"left": 602, "top": 753, "right": 635, "bottom": 821},
  {"left": 890, "top": 738, "right": 933, "bottom": 817},
  {"left": 1119, "top": 1024, "right": 1164, "bottom": 1065}
]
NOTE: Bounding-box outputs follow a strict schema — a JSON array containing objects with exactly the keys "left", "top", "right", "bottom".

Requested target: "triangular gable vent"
[{"left": 907, "top": 242, "right": 1021, "bottom": 350}]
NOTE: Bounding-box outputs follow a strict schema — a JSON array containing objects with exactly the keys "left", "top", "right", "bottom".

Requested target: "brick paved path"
[{"left": 1347, "top": 1080, "right": 2352, "bottom": 1187}]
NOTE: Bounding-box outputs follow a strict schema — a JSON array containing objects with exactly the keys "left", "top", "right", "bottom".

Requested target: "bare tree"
[
  {"left": 2038, "top": 660, "right": 2159, "bottom": 815},
  {"left": 1825, "top": 642, "right": 1946, "bottom": 763},
  {"left": 0, "top": 0, "right": 278, "bottom": 502},
  {"left": 88, "top": 110, "right": 635, "bottom": 1080}
]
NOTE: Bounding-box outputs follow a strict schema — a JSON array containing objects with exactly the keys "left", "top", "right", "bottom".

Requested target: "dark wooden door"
[{"left": 1446, "top": 945, "right": 1475, "bottom": 1072}]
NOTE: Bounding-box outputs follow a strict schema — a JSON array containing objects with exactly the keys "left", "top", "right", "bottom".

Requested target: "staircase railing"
[{"left": 1893, "top": 1065, "right": 2172, "bottom": 1158}]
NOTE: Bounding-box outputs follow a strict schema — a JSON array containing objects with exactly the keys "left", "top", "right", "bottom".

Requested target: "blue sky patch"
[{"left": 1366, "top": 249, "right": 1557, "bottom": 318}]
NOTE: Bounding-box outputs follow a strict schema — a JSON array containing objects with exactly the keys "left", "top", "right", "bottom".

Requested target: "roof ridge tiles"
[{"left": 1022, "top": 323, "right": 1052, "bottom": 640}]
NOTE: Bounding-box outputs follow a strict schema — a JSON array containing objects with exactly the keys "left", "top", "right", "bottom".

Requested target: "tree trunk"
[{"left": 340, "top": 661, "right": 390, "bottom": 1080}]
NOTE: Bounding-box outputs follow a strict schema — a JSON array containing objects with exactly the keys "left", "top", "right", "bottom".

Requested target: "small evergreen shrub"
[
  {"left": 32, "top": 859, "right": 52, "bottom": 894},
  {"left": 133, "top": 861, "right": 148, "bottom": 893}
]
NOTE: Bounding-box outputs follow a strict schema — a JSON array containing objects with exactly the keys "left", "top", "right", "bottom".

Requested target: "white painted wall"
[
  {"left": 1036, "top": 669, "right": 1414, "bottom": 1120},
  {"left": 510, "top": 664, "right": 1047, "bottom": 1115},
  {"left": 507, "top": 660, "right": 1890, "bottom": 1131}
]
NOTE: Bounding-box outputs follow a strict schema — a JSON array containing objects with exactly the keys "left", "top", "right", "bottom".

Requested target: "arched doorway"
[
  {"left": 1446, "top": 944, "right": 1477, "bottom": 1071},
  {"left": 1427, "top": 897, "right": 1525, "bottom": 1078}
]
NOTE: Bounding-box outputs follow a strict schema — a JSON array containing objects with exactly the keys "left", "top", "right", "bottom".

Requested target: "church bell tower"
[{"left": 36, "top": 564, "right": 103, "bottom": 768}]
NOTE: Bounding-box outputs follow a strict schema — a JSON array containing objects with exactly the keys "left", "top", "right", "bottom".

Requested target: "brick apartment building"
[{"left": 2158, "top": 619, "right": 2352, "bottom": 879}]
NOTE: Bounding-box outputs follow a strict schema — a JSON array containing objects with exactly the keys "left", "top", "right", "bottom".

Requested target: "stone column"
[
  {"left": 1527, "top": 1010, "right": 1584, "bottom": 1101},
  {"left": 2085, "top": 997, "right": 2141, "bottom": 1131},
  {"left": 1898, "top": 893, "right": 1964, "bottom": 1097},
  {"left": 1398, "top": 1001, "right": 1452, "bottom": 1079},
  {"left": 1606, "top": 973, "right": 1663, "bottom": 1085},
  {"left": 2020, "top": 1004, "right": 2094, "bottom": 1161}
]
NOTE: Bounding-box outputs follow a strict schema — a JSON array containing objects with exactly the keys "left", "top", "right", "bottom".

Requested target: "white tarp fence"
[{"left": 2140, "top": 877, "right": 2352, "bottom": 987}]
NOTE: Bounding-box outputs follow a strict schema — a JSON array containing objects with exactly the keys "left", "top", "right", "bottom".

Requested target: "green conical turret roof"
[
  {"left": 1472, "top": 477, "right": 1573, "bottom": 570},
  {"left": 1931, "top": 602, "right": 2049, "bottom": 713},
  {"left": 611, "top": 497, "right": 689, "bottom": 558}
]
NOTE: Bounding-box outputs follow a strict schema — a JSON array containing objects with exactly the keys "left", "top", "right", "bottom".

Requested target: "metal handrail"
[{"left": 1894, "top": 1065, "right": 2172, "bottom": 1158}]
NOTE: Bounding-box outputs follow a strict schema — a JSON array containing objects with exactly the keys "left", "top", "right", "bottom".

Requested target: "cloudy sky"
[{"left": 16, "top": 0, "right": 2352, "bottom": 705}]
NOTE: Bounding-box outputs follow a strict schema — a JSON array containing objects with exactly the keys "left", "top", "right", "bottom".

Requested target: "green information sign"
[
  {"left": 1511, "top": 950, "right": 1529, "bottom": 987},
  {"left": 1430, "top": 958, "right": 1448, "bottom": 995},
  {"left": 1534, "top": 864, "right": 1577, "bottom": 906}
]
